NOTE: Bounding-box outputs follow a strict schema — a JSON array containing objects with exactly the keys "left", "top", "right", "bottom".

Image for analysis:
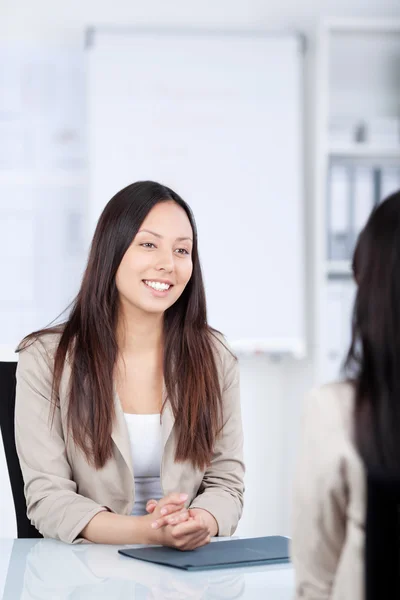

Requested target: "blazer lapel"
[
  {"left": 111, "top": 388, "right": 134, "bottom": 476},
  {"left": 161, "top": 380, "right": 175, "bottom": 448}
]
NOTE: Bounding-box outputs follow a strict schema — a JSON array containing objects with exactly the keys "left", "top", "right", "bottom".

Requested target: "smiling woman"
[
  {"left": 116, "top": 202, "right": 194, "bottom": 311},
  {"left": 14, "top": 181, "right": 244, "bottom": 550}
]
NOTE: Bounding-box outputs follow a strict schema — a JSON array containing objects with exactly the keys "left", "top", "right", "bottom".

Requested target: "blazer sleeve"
[
  {"left": 290, "top": 388, "right": 348, "bottom": 599},
  {"left": 15, "top": 339, "right": 108, "bottom": 544},
  {"left": 189, "top": 349, "right": 245, "bottom": 536}
]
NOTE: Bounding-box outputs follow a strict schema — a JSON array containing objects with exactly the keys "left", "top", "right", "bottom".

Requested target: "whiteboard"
[{"left": 87, "top": 29, "right": 306, "bottom": 357}]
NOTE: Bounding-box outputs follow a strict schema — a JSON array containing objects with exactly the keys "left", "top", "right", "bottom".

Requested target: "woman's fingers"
[
  {"left": 166, "top": 509, "right": 191, "bottom": 526},
  {"left": 156, "top": 493, "right": 188, "bottom": 517},
  {"left": 151, "top": 508, "right": 190, "bottom": 529},
  {"left": 158, "top": 493, "right": 188, "bottom": 508},
  {"left": 149, "top": 493, "right": 189, "bottom": 528},
  {"left": 187, "top": 532, "right": 211, "bottom": 551},
  {"left": 173, "top": 529, "right": 211, "bottom": 551},
  {"left": 170, "top": 516, "right": 208, "bottom": 538},
  {"left": 146, "top": 499, "right": 158, "bottom": 514},
  {"left": 146, "top": 493, "right": 187, "bottom": 518},
  {"left": 158, "top": 503, "right": 185, "bottom": 517}
]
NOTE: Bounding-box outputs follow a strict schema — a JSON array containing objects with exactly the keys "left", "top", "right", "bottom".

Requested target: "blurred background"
[{"left": 0, "top": 0, "right": 400, "bottom": 547}]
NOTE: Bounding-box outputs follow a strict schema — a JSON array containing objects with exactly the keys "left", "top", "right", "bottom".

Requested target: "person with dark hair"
[
  {"left": 290, "top": 190, "right": 400, "bottom": 599},
  {"left": 15, "top": 181, "right": 244, "bottom": 548}
]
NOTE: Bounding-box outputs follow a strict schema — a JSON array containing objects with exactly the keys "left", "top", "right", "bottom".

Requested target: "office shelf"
[
  {"left": 326, "top": 260, "right": 352, "bottom": 276},
  {"left": 314, "top": 18, "right": 400, "bottom": 384},
  {"left": 328, "top": 143, "right": 400, "bottom": 159}
]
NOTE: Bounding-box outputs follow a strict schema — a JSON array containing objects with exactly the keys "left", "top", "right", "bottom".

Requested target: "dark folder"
[{"left": 118, "top": 536, "right": 290, "bottom": 571}]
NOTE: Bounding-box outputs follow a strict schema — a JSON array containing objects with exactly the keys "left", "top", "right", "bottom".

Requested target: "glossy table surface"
[{"left": 0, "top": 538, "right": 295, "bottom": 599}]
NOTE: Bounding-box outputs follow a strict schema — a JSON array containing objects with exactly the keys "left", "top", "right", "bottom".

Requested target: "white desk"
[{"left": 0, "top": 538, "right": 295, "bottom": 599}]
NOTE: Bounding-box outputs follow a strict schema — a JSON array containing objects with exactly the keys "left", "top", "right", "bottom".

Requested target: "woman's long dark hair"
[
  {"left": 345, "top": 190, "right": 400, "bottom": 472},
  {"left": 18, "top": 181, "right": 226, "bottom": 470}
]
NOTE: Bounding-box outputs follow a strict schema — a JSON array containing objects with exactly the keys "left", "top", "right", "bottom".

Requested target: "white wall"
[
  {"left": 1, "top": 0, "right": 400, "bottom": 539},
  {"left": 1, "top": 0, "right": 400, "bottom": 45}
]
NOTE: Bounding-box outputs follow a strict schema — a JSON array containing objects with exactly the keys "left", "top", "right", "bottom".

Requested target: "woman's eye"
[
  {"left": 141, "top": 243, "right": 156, "bottom": 249},
  {"left": 175, "top": 248, "right": 190, "bottom": 255}
]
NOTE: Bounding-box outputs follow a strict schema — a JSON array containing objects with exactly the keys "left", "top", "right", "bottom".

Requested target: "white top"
[{"left": 124, "top": 413, "right": 164, "bottom": 516}]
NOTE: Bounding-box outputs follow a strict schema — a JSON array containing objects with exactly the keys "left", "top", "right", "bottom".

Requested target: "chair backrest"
[
  {"left": 0, "top": 361, "right": 42, "bottom": 538},
  {"left": 366, "top": 471, "right": 400, "bottom": 600}
]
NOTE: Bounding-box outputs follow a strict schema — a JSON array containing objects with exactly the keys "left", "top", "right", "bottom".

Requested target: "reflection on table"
[{"left": 0, "top": 538, "right": 294, "bottom": 599}]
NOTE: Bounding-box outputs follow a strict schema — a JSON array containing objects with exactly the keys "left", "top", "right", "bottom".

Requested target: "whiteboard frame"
[{"left": 85, "top": 26, "right": 306, "bottom": 49}]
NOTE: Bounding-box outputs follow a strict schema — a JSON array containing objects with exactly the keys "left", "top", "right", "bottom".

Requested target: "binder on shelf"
[
  {"left": 323, "top": 280, "right": 356, "bottom": 384},
  {"left": 342, "top": 281, "right": 356, "bottom": 354},
  {"left": 324, "top": 281, "right": 345, "bottom": 382},
  {"left": 328, "top": 116, "right": 359, "bottom": 145},
  {"left": 366, "top": 116, "right": 400, "bottom": 148},
  {"left": 379, "top": 167, "right": 400, "bottom": 202},
  {"left": 328, "top": 164, "right": 352, "bottom": 261},
  {"left": 352, "top": 165, "right": 375, "bottom": 242}
]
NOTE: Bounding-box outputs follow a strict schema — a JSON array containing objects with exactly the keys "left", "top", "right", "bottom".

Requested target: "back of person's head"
[{"left": 346, "top": 190, "right": 400, "bottom": 472}]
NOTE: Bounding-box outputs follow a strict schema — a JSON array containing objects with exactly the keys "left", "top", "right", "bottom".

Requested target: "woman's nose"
[{"left": 156, "top": 250, "right": 174, "bottom": 272}]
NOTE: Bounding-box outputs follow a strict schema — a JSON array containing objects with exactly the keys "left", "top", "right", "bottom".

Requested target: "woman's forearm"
[{"left": 81, "top": 511, "right": 152, "bottom": 544}]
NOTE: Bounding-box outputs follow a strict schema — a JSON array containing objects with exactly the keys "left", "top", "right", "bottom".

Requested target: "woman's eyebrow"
[
  {"left": 138, "top": 228, "right": 162, "bottom": 238},
  {"left": 138, "top": 229, "right": 192, "bottom": 242}
]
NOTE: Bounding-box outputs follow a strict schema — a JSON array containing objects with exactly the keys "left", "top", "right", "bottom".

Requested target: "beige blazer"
[
  {"left": 15, "top": 333, "right": 244, "bottom": 544},
  {"left": 290, "top": 381, "right": 365, "bottom": 600}
]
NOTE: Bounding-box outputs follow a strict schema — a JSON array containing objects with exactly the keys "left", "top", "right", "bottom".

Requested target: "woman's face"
[{"left": 115, "top": 201, "right": 194, "bottom": 315}]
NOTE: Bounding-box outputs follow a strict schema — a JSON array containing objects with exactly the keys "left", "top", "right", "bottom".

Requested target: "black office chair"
[
  {"left": 365, "top": 470, "right": 400, "bottom": 600},
  {"left": 0, "top": 361, "right": 42, "bottom": 538}
]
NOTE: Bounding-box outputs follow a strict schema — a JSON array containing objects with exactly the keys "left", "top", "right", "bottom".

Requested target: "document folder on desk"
[{"left": 118, "top": 536, "right": 290, "bottom": 571}]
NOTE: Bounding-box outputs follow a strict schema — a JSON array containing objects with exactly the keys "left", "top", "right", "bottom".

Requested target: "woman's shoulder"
[
  {"left": 208, "top": 329, "right": 237, "bottom": 365},
  {"left": 304, "top": 380, "right": 356, "bottom": 438},
  {"left": 208, "top": 330, "right": 239, "bottom": 392},
  {"left": 18, "top": 329, "right": 64, "bottom": 366}
]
